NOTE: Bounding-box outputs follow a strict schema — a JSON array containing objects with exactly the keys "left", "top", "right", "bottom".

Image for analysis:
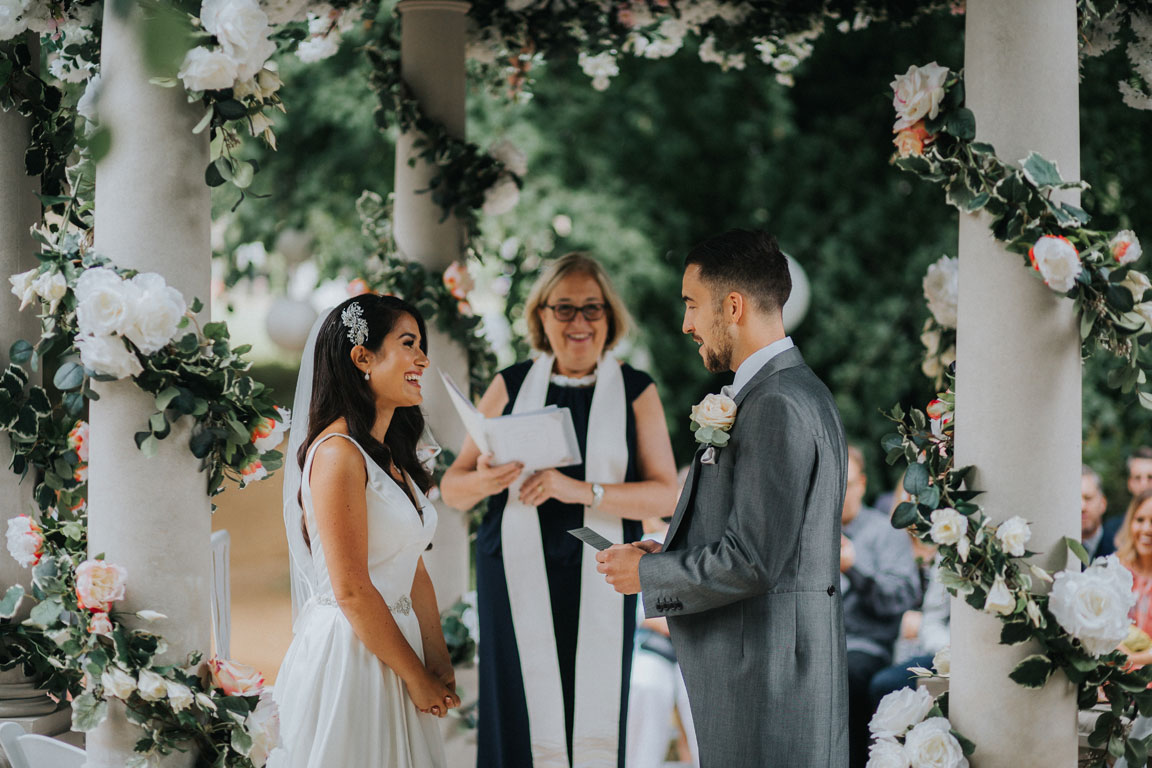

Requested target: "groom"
[{"left": 597, "top": 229, "right": 849, "bottom": 766}]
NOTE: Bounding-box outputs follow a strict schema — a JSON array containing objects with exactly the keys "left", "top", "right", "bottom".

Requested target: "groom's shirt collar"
[{"left": 729, "top": 336, "right": 794, "bottom": 397}]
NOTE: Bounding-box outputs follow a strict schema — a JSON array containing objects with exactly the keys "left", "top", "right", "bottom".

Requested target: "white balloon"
[
  {"left": 265, "top": 297, "right": 318, "bottom": 353},
  {"left": 274, "top": 228, "right": 312, "bottom": 266},
  {"left": 782, "top": 254, "right": 811, "bottom": 333}
]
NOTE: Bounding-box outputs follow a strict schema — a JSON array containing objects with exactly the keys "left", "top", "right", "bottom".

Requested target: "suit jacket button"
[{"left": 827, "top": 585, "right": 836, "bottom": 596}]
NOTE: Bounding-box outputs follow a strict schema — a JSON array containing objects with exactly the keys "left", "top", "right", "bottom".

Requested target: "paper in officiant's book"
[{"left": 439, "top": 371, "right": 582, "bottom": 472}]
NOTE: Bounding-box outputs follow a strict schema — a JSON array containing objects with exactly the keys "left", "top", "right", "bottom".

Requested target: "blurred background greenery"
[{"left": 218, "top": 9, "right": 1152, "bottom": 517}]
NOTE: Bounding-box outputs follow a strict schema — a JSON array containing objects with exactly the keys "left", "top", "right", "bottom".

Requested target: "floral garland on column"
[
  {"left": 864, "top": 61, "right": 1152, "bottom": 768},
  {"left": 3, "top": 517, "right": 282, "bottom": 767},
  {"left": 890, "top": 62, "right": 1150, "bottom": 407}
]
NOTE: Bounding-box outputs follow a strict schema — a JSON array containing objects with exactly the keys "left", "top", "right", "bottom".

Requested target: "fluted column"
[
  {"left": 952, "top": 2, "right": 1081, "bottom": 765},
  {"left": 0, "top": 34, "right": 61, "bottom": 730},
  {"left": 393, "top": 0, "right": 471, "bottom": 612},
  {"left": 84, "top": 4, "right": 211, "bottom": 765}
]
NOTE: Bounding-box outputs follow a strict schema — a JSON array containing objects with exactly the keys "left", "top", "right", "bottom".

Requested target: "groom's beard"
[{"left": 701, "top": 319, "right": 734, "bottom": 373}]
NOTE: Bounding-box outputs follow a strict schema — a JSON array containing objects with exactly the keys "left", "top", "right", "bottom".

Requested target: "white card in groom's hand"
[
  {"left": 567, "top": 527, "right": 616, "bottom": 551},
  {"left": 439, "top": 371, "right": 583, "bottom": 472}
]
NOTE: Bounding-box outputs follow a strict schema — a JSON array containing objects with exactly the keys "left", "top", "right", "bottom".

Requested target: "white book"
[{"left": 439, "top": 371, "right": 582, "bottom": 473}]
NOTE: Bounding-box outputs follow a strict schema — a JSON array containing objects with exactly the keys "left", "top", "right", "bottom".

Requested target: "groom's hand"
[{"left": 596, "top": 543, "right": 645, "bottom": 594}]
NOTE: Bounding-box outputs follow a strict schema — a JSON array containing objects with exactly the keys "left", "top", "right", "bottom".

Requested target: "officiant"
[{"left": 441, "top": 253, "right": 679, "bottom": 768}]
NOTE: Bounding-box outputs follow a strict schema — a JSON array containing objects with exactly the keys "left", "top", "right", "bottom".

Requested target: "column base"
[{"left": 0, "top": 667, "right": 59, "bottom": 718}]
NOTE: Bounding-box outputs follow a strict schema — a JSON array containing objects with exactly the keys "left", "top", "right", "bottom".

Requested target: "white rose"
[
  {"left": 100, "top": 666, "right": 137, "bottom": 700},
  {"left": 891, "top": 62, "right": 950, "bottom": 131},
  {"left": 869, "top": 686, "right": 934, "bottom": 740},
  {"left": 983, "top": 575, "right": 1016, "bottom": 616},
  {"left": 928, "top": 508, "right": 966, "bottom": 546},
  {"left": 0, "top": 0, "right": 29, "bottom": 40},
  {"left": 136, "top": 609, "right": 168, "bottom": 621},
  {"left": 932, "top": 646, "right": 950, "bottom": 676},
  {"left": 691, "top": 393, "right": 738, "bottom": 430},
  {"left": 866, "top": 738, "right": 911, "bottom": 768},
  {"left": 482, "top": 175, "right": 520, "bottom": 216},
  {"left": 1111, "top": 230, "right": 1142, "bottom": 266},
  {"left": 489, "top": 139, "right": 527, "bottom": 177},
  {"left": 137, "top": 669, "right": 168, "bottom": 701},
  {"left": 178, "top": 46, "right": 239, "bottom": 92},
  {"left": 166, "top": 680, "right": 195, "bottom": 712},
  {"left": 196, "top": 692, "right": 219, "bottom": 712},
  {"left": 994, "top": 516, "right": 1031, "bottom": 557},
  {"left": 903, "top": 717, "right": 968, "bottom": 768},
  {"left": 246, "top": 692, "right": 281, "bottom": 767},
  {"left": 200, "top": 0, "right": 275, "bottom": 79},
  {"left": 1029, "top": 235, "right": 1082, "bottom": 294},
  {"left": 296, "top": 30, "right": 341, "bottom": 63},
  {"left": 77, "top": 73, "right": 101, "bottom": 122},
  {"left": 76, "top": 334, "right": 144, "bottom": 379},
  {"left": 6, "top": 514, "right": 44, "bottom": 568},
  {"left": 1122, "top": 270, "right": 1151, "bottom": 304},
  {"left": 9, "top": 267, "right": 38, "bottom": 310},
  {"left": 122, "top": 272, "right": 186, "bottom": 354},
  {"left": 75, "top": 559, "right": 128, "bottom": 612},
  {"left": 31, "top": 270, "right": 67, "bottom": 313},
  {"left": 75, "top": 267, "right": 134, "bottom": 336},
  {"left": 922, "top": 256, "right": 958, "bottom": 329},
  {"left": 48, "top": 628, "right": 72, "bottom": 646},
  {"left": 1049, "top": 555, "right": 1135, "bottom": 656}
]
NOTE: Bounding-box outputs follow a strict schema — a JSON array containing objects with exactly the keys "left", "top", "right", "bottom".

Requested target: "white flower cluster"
[
  {"left": 0, "top": 0, "right": 96, "bottom": 42},
  {"left": 1049, "top": 555, "right": 1136, "bottom": 657},
  {"left": 296, "top": 7, "right": 357, "bottom": 64},
  {"left": 178, "top": 0, "right": 276, "bottom": 94},
  {"left": 922, "top": 255, "right": 958, "bottom": 329},
  {"left": 72, "top": 267, "right": 188, "bottom": 380},
  {"left": 10, "top": 266, "right": 67, "bottom": 313},
  {"left": 46, "top": 21, "right": 98, "bottom": 83},
  {"left": 867, "top": 687, "right": 968, "bottom": 768},
  {"left": 578, "top": 51, "right": 620, "bottom": 92},
  {"left": 1119, "top": 11, "right": 1152, "bottom": 111},
  {"left": 698, "top": 35, "right": 745, "bottom": 72}
]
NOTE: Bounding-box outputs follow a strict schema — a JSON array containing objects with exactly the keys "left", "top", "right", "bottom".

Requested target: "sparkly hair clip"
[{"left": 341, "top": 302, "right": 369, "bottom": 347}]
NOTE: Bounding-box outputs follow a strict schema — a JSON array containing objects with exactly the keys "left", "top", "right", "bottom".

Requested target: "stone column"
[
  {"left": 393, "top": 0, "right": 471, "bottom": 612},
  {"left": 952, "top": 2, "right": 1081, "bottom": 766},
  {"left": 0, "top": 34, "right": 64, "bottom": 738},
  {"left": 84, "top": 5, "right": 211, "bottom": 766}
]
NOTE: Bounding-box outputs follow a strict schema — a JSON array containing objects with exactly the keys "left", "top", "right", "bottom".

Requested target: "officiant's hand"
[
  {"left": 596, "top": 543, "right": 644, "bottom": 594},
  {"left": 519, "top": 468, "right": 585, "bottom": 507},
  {"left": 476, "top": 453, "right": 524, "bottom": 496}
]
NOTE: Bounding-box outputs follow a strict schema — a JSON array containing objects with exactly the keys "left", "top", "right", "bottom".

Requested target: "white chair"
[
  {"left": 0, "top": 722, "right": 85, "bottom": 768},
  {"left": 210, "top": 529, "right": 231, "bottom": 660}
]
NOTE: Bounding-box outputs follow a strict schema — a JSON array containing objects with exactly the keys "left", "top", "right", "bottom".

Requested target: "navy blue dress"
[{"left": 475, "top": 361, "right": 651, "bottom": 768}]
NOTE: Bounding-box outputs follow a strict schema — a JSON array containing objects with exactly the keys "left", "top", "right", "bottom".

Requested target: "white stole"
[{"left": 501, "top": 353, "right": 628, "bottom": 767}]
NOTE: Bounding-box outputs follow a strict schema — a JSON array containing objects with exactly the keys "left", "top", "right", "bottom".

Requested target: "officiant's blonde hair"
[{"left": 525, "top": 252, "right": 632, "bottom": 354}]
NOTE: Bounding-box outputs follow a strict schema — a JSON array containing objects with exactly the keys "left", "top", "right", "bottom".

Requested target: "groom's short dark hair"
[{"left": 684, "top": 229, "right": 791, "bottom": 315}]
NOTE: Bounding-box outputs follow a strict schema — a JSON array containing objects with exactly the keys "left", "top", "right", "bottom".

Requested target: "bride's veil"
[{"left": 282, "top": 309, "right": 330, "bottom": 626}]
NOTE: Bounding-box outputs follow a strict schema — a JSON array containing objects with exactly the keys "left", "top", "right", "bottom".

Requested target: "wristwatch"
[{"left": 590, "top": 482, "right": 605, "bottom": 510}]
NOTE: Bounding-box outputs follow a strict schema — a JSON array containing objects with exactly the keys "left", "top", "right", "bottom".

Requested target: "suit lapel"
[
  {"left": 664, "top": 446, "right": 705, "bottom": 548},
  {"left": 664, "top": 348, "right": 808, "bottom": 550}
]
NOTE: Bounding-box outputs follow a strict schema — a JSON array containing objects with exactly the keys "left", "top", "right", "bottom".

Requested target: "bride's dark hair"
[{"left": 299, "top": 295, "right": 432, "bottom": 505}]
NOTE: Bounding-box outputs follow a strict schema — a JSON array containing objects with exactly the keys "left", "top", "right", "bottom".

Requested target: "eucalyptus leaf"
[
  {"left": 903, "top": 462, "right": 931, "bottom": 495},
  {"left": 53, "top": 361, "right": 85, "bottom": 391}
]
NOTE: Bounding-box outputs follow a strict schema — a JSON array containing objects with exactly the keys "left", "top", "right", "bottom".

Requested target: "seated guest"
[
  {"left": 1116, "top": 489, "right": 1152, "bottom": 667},
  {"left": 840, "top": 446, "right": 922, "bottom": 768},
  {"left": 1128, "top": 447, "right": 1152, "bottom": 502},
  {"left": 1083, "top": 464, "right": 1120, "bottom": 560}
]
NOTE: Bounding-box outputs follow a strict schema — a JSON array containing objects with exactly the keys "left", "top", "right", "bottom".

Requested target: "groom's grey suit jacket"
[{"left": 638, "top": 347, "right": 849, "bottom": 767}]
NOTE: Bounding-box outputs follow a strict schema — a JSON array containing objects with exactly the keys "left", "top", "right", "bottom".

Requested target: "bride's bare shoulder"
[{"left": 308, "top": 420, "right": 364, "bottom": 474}]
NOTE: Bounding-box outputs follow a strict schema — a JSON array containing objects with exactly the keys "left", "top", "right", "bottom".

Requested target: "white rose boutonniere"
[{"left": 690, "top": 392, "right": 737, "bottom": 464}]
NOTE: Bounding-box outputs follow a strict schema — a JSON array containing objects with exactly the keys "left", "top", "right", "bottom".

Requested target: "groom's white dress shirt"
[{"left": 727, "top": 336, "right": 795, "bottom": 397}]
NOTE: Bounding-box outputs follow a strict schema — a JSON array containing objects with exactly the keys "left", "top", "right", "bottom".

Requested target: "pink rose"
[
  {"left": 75, "top": 559, "right": 128, "bottom": 612},
  {"left": 6, "top": 515, "right": 44, "bottom": 568},
  {"left": 457, "top": 300, "right": 474, "bottom": 317},
  {"left": 442, "top": 261, "right": 474, "bottom": 301},
  {"left": 240, "top": 459, "right": 268, "bottom": 487},
  {"left": 208, "top": 657, "right": 264, "bottom": 696},
  {"left": 892, "top": 120, "right": 935, "bottom": 159},
  {"left": 1110, "top": 230, "right": 1142, "bottom": 266},
  {"left": 68, "top": 421, "right": 89, "bottom": 462},
  {"left": 347, "top": 278, "right": 371, "bottom": 297},
  {"left": 74, "top": 463, "right": 88, "bottom": 483},
  {"left": 89, "top": 611, "right": 113, "bottom": 637}
]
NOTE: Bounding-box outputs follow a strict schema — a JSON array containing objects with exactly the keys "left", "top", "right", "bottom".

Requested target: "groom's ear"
[{"left": 724, "top": 291, "right": 746, "bottom": 325}]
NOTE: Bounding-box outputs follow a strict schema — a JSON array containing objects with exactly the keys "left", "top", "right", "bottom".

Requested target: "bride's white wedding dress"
[{"left": 274, "top": 432, "right": 446, "bottom": 768}]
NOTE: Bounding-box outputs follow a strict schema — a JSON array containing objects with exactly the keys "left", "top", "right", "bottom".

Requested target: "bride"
[{"left": 275, "top": 295, "right": 460, "bottom": 767}]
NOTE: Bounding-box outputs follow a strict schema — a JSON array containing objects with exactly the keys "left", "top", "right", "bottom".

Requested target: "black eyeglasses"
[{"left": 541, "top": 302, "right": 609, "bottom": 322}]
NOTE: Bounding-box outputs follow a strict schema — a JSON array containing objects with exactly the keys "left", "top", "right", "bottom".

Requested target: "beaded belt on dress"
[{"left": 309, "top": 594, "right": 412, "bottom": 615}]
